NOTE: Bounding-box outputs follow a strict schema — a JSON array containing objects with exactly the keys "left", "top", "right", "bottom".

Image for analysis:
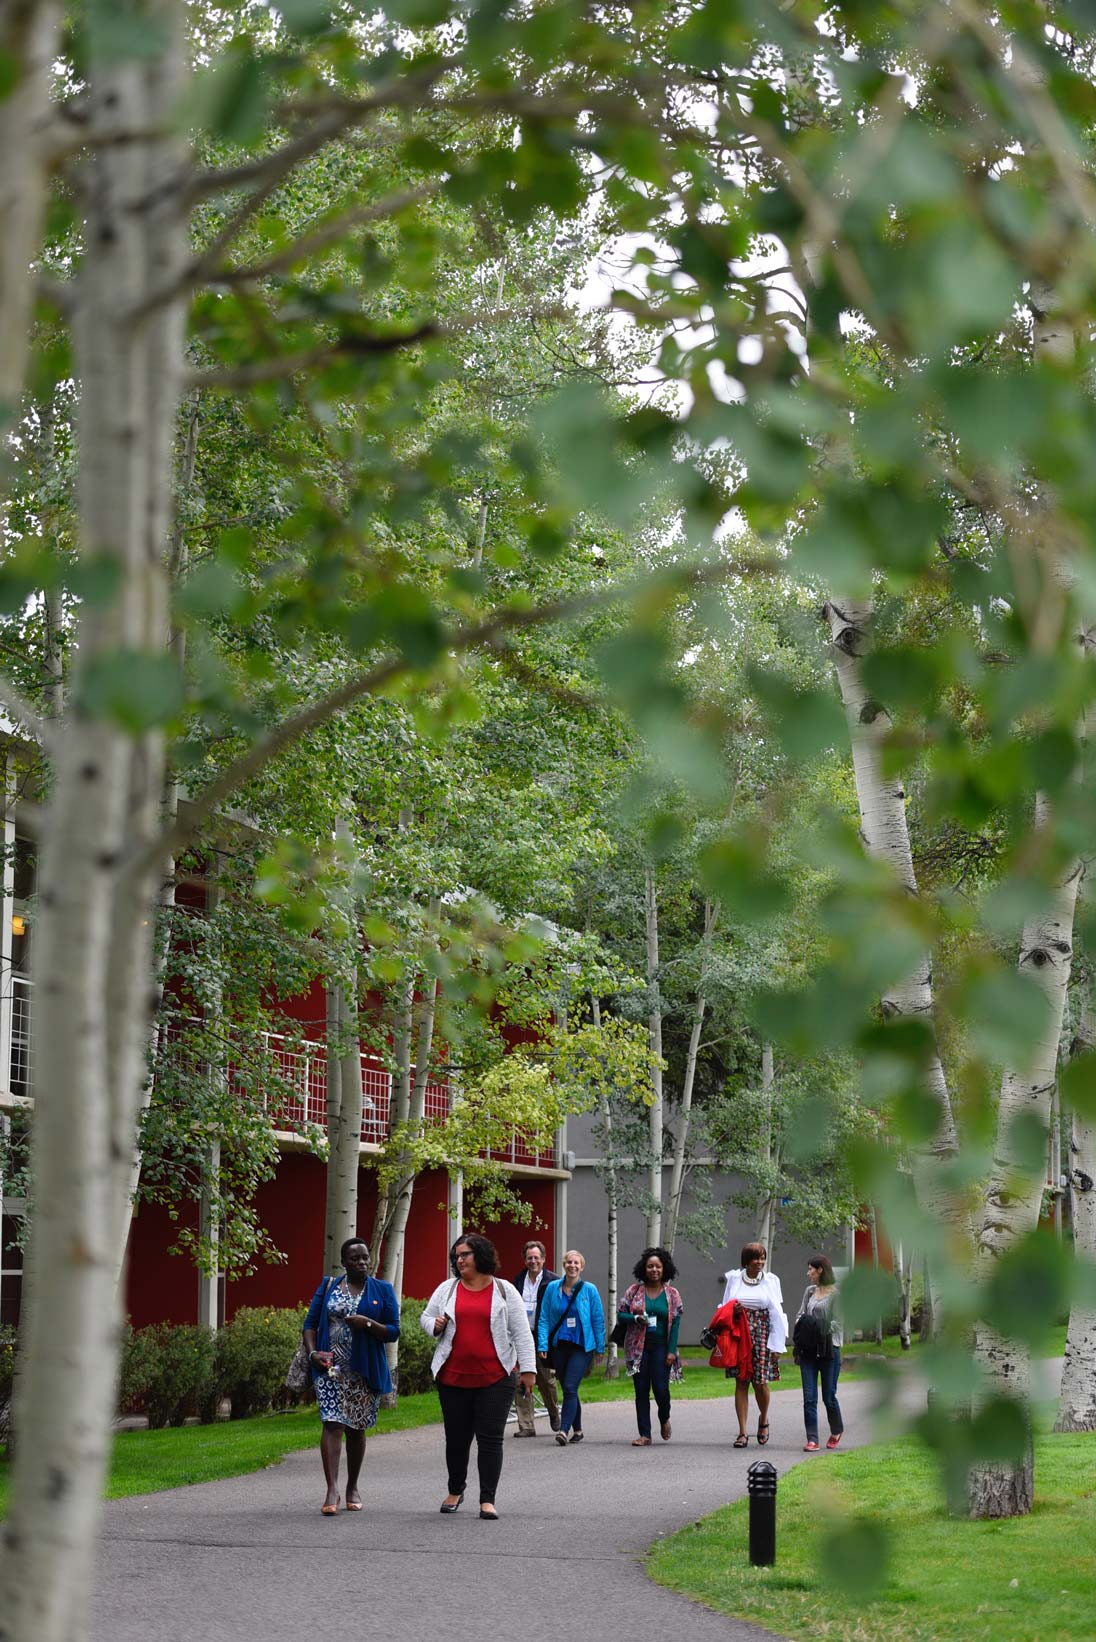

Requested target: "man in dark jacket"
[{"left": 511, "top": 1240, "right": 560, "bottom": 1434}]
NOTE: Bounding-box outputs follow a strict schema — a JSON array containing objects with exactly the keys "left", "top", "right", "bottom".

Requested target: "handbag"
[
  {"left": 792, "top": 1309, "right": 832, "bottom": 1360},
  {"left": 609, "top": 1316, "right": 629, "bottom": 1348},
  {"left": 546, "top": 1281, "right": 585, "bottom": 1367},
  {"left": 285, "top": 1339, "right": 311, "bottom": 1392},
  {"left": 287, "top": 1276, "right": 333, "bottom": 1389}
]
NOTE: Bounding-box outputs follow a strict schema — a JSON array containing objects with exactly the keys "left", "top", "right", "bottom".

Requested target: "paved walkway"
[{"left": 92, "top": 1376, "right": 892, "bottom": 1642}]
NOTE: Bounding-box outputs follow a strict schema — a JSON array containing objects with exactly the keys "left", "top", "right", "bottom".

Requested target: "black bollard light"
[{"left": 746, "top": 1459, "right": 777, "bottom": 1567}]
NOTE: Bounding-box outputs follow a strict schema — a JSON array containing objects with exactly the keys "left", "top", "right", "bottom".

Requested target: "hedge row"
[{"left": 2, "top": 1300, "right": 436, "bottom": 1437}]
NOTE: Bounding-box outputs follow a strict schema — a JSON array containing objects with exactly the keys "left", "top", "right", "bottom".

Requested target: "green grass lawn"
[{"left": 647, "top": 1429, "right": 1096, "bottom": 1642}]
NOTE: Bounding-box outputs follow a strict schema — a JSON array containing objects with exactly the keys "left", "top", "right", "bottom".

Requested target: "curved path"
[{"left": 92, "top": 1376, "right": 891, "bottom": 1642}]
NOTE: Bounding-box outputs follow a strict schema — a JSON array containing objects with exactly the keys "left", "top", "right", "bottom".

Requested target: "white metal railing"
[
  {"left": 9, "top": 991, "right": 559, "bottom": 1168},
  {"left": 9, "top": 975, "right": 32, "bottom": 1098}
]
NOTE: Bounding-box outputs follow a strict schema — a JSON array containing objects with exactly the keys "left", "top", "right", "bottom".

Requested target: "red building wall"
[
  {"left": 124, "top": 1152, "right": 557, "bottom": 1326},
  {"left": 125, "top": 1197, "right": 203, "bottom": 1327}
]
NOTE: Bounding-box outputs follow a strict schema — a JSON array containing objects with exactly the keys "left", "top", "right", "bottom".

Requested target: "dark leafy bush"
[
  {"left": 118, "top": 1322, "right": 216, "bottom": 1428},
  {"left": 0, "top": 1325, "right": 16, "bottom": 1447},
  {"left": 214, "top": 1305, "right": 308, "bottom": 1419},
  {"left": 393, "top": 1297, "right": 434, "bottom": 1396}
]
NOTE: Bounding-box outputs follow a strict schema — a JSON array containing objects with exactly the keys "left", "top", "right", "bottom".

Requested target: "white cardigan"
[
  {"left": 420, "top": 1276, "right": 536, "bottom": 1379},
  {"left": 720, "top": 1268, "right": 789, "bottom": 1355}
]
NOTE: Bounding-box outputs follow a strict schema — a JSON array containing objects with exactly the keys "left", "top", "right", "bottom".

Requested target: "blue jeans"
[
  {"left": 633, "top": 1343, "right": 672, "bottom": 1439},
  {"left": 800, "top": 1348, "right": 843, "bottom": 1443},
  {"left": 553, "top": 1344, "right": 592, "bottom": 1434}
]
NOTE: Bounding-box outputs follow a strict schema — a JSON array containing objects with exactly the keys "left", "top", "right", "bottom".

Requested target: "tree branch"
[
  {"left": 0, "top": 674, "right": 54, "bottom": 753},
  {"left": 187, "top": 59, "right": 459, "bottom": 204},
  {"left": 211, "top": 181, "right": 442, "bottom": 287},
  {"left": 134, "top": 555, "right": 777, "bottom": 877},
  {"left": 186, "top": 305, "right": 566, "bottom": 389}
]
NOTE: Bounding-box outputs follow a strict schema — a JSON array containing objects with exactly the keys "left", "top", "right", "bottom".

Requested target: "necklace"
[{"left": 741, "top": 1270, "right": 762, "bottom": 1286}]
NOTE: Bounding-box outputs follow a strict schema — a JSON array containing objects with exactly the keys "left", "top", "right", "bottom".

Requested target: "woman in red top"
[{"left": 420, "top": 1233, "right": 536, "bottom": 1519}]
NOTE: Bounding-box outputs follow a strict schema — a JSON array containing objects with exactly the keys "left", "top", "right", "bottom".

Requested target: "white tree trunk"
[
  {"left": 665, "top": 899, "right": 715, "bottom": 1252},
  {"left": 896, "top": 1242, "right": 913, "bottom": 1351},
  {"left": 323, "top": 971, "right": 365, "bottom": 1273},
  {"left": 756, "top": 1040, "right": 777, "bottom": 1248},
  {"left": 111, "top": 403, "right": 200, "bottom": 1289},
  {"left": 644, "top": 859, "right": 663, "bottom": 1245},
  {"left": 969, "top": 797, "right": 1081, "bottom": 1517},
  {"left": 0, "top": 2, "right": 62, "bottom": 422},
  {"left": 824, "top": 599, "right": 961, "bottom": 1301},
  {"left": 868, "top": 1204, "right": 884, "bottom": 1345},
  {"left": 592, "top": 996, "right": 619, "bottom": 1378},
  {"left": 1055, "top": 1007, "right": 1096, "bottom": 1431},
  {"left": 0, "top": 10, "right": 188, "bottom": 1636},
  {"left": 379, "top": 977, "right": 438, "bottom": 1294},
  {"left": 370, "top": 975, "right": 414, "bottom": 1264}
]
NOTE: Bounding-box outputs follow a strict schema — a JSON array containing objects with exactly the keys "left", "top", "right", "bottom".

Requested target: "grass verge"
[{"left": 647, "top": 1429, "right": 1096, "bottom": 1642}]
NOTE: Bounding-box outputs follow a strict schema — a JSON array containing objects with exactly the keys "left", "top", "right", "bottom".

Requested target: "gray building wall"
[{"left": 563, "top": 1111, "right": 847, "bottom": 1341}]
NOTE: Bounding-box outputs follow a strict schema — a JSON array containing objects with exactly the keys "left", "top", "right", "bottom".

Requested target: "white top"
[
  {"left": 521, "top": 1269, "right": 544, "bottom": 1320},
  {"left": 720, "top": 1268, "right": 788, "bottom": 1355},
  {"left": 420, "top": 1277, "right": 536, "bottom": 1379}
]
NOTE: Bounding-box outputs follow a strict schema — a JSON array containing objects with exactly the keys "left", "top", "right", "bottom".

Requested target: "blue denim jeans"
[
  {"left": 633, "top": 1342, "right": 672, "bottom": 1439},
  {"left": 553, "top": 1343, "right": 592, "bottom": 1435},
  {"left": 799, "top": 1348, "right": 843, "bottom": 1443}
]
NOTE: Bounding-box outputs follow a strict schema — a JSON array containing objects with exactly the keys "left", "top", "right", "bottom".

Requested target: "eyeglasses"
[{"left": 454, "top": 1250, "right": 474, "bottom": 1261}]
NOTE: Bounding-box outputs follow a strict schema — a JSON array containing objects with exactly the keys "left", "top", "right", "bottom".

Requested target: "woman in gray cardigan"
[
  {"left": 420, "top": 1232, "right": 535, "bottom": 1519},
  {"left": 792, "top": 1255, "right": 844, "bottom": 1452}
]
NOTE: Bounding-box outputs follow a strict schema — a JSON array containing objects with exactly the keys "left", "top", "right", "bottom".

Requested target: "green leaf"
[
  {"left": 193, "top": 46, "right": 272, "bottom": 144},
  {"left": 699, "top": 836, "right": 790, "bottom": 924},
  {"left": 1004, "top": 1108, "right": 1049, "bottom": 1177},
  {"left": 85, "top": 0, "right": 169, "bottom": 61},
  {"left": 984, "top": 1233, "right": 1070, "bottom": 1348},
  {"left": 748, "top": 668, "right": 845, "bottom": 761},
  {"left": 1059, "top": 1050, "right": 1096, "bottom": 1118},
  {"left": 961, "top": 967, "right": 1052, "bottom": 1070},
  {"left": 79, "top": 650, "right": 183, "bottom": 733},
  {"left": 780, "top": 1093, "right": 839, "bottom": 1163},
  {"left": 840, "top": 1265, "right": 898, "bottom": 1334},
  {"left": 820, "top": 1519, "right": 889, "bottom": 1602},
  {"left": 176, "top": 560, "right": 248, "bottom": 619},
  {"left": 0, "top": 50, "right": 20, "bottom": 101},
  {"left": 276, "top": 0, "right": 338, "bottom": 33}
]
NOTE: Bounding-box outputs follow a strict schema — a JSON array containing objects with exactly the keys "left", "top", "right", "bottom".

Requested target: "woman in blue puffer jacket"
[{"left": 536, "top": 1249, "right": 605, "bottom": 1446}]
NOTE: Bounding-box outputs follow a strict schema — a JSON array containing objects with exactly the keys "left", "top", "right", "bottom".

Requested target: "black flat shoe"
[
  {"left": 439, "top": 1493, "right": 465, "bottom": 1514},
  {"left": 479, "top": 1507, "right": 499, "bottom": 1520}
]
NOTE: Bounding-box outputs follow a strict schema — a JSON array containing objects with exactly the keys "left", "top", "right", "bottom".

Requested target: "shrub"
[
  {"left": 214, "top": 1305, "right": 308, "bottom": 1419},
  {"left": 393, "top": 1297, "right": 434, "bottom": 1396},
  {"left": 118, "top": 1322, "right": 216, "bottom": 1428},
  {"left": 0, "top": 1325, "right": 16, "bottom": 1447}
]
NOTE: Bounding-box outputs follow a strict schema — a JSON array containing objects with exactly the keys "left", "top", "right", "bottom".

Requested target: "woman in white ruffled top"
[{"left": 719, "top": 1242, "right": 788, "bottom": 1448}]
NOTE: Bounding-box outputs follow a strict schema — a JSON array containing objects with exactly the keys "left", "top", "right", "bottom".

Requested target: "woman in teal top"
[
  {"left": 537, "top": 1249, "right": 605, "bottom": 1445},
  {"left": 618, "top": 1246, "right": 684, "bottom": 1445}
]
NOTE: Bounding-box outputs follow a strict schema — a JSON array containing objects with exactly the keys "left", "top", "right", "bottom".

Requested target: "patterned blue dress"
[{"left": 314, "top": 1279, "right": 380, "bottom": 1430}]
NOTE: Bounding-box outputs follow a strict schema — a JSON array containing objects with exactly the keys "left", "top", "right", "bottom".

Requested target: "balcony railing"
[
  {"left": 10, "top": 976, "right": 32, "bottom": 1099},
  {"left": 3, "top": 982, "right": 559, "bottom": 1170}
]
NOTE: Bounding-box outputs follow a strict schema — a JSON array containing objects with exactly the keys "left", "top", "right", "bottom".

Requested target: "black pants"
[
  {"left": 633, "top": 1343, "right": 672, "bottom": 1439},
  {"left": 436, "top": 1372, "right": 516, "bottom": 1504}
]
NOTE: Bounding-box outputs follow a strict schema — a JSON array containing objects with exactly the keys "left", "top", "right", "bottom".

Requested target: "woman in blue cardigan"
[
  {"left": 536, "top": 1250, "right": 605, "bottom": 1445},
  {"left": 302, "top": 1237, "right": 400, "bottom": 1514}
]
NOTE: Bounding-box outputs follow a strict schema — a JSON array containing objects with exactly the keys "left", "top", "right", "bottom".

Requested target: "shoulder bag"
[
  {"left": 286, "top": 1276, "right": 334, "bottom": 1390},
  {"left": 546, "top": 1281, "right": 585, "bottom": 1368}
]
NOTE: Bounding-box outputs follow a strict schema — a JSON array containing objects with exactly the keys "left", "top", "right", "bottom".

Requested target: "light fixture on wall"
[{"left": 11, "top": 914, "right": 25, "bottom": 936}]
